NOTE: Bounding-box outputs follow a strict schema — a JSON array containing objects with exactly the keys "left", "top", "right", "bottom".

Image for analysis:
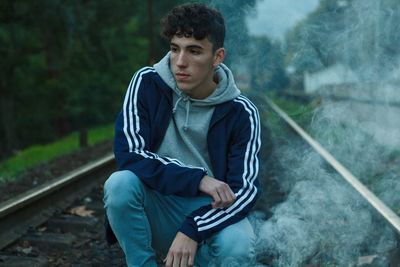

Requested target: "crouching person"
[{"left": 103, "top": 3, "right": 261, "bottom": 266}]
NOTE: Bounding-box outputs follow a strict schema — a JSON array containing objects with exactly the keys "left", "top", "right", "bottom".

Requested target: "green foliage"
[
  {"left": 248, "top": 36, "right": 289, "bottom": 91},
  {"left": 88, "top": 124, "right": 114, "bottom": 146},
  {"left": 0, "top": 124, "right": 114, "bottom": 183},
  {"left": 267, "top": 92, "right": 315, "bottom": 129},
  {"left": 252, "top": 92, "right": 317, "bottom": 150},
  {"left": 0, "top": 0, "right": 185, "bottom": 159},
  {"left": 0, "top": 133, "right": 80, "bottom": 183}
]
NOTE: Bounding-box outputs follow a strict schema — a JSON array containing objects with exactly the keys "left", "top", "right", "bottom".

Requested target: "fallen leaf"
[
  {"left": 37, "top": 226, "right": 47, "bottom": 232},
  {"left": 68, "top": 205, "right": 95, "bottom": 217},
  {"left": 16, "top": 245, "right": 32, "bottom": 255}
]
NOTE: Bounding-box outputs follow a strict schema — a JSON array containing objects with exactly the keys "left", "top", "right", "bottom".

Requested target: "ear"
[{"left": 212, "top": 48, "right": 225, "bottom": 68}]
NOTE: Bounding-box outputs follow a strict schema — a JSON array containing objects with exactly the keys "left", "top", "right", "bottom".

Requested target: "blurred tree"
[
  {"left": 285, "top": 0, "right": 346, "bottom": 75},
  {"left": 248, "top": 36, "right": 289, "bottom": 91},
  {"left": 0, "top": 0, "right": 186, "bottom": 159},
  {"left": 60, "top": 0, "right": 148, "bottom": 147},
  {"left": 0, "top": 1, "right": 50, "bottom": 156}
]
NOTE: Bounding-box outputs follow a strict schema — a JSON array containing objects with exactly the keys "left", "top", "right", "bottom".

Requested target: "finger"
[
  {"left": 172, "top": 253, "right": 181, "bottom": 267},
  {"left": 216, "top": 183, "right": 236, "bottom": 207},
  {"left": 188, "top": 253, "right": 195, "bottom": 267},
  {"left": 225, "top": 185, "right": 236, "bottom": 203},
  {"left": 225, "top": 183, "right": 236, "bottom": 197},
  {"left": 227, "top": 188, "right": 237, "bottom": 204},
  {"left": 180, "top": 251, "right": 189, "bottom": 267},
  {"left": 165, "top": 253, "right": 173, "bottom": 267},
  {"left": 217, "top": 188, "right": 229, "bottom": 207},
  {"left": 222, "top": 190, "right": 235, "bottom": 207},
  {"left": 211, "top": 191, "right": 222, "bottom": 209}
]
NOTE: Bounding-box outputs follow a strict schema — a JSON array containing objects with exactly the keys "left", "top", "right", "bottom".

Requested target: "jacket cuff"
[
  {"left": 191, "top": 170, "right": 207, "bottom": 196},
  {"left": 179, "top": 217, "right": 201, "bottom": 243}
]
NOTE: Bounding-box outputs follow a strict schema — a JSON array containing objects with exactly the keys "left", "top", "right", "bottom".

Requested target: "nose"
[{"left": 176, "top": 51, "right": 188, "bottom": 68}]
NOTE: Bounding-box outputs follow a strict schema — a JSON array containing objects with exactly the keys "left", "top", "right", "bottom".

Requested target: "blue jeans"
[{"left": 103, "top": 170, "right": 255, "bottom": 267}]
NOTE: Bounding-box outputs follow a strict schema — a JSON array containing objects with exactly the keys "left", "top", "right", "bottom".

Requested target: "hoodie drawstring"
[
  {"left": 184, "top": 100, "right": 190, "bottom": 131},
  {"left": 172, "top": 96, "right": 183, "bottom": 114},
  {"left": 172, "top": 93, "right": 191, "bottom": 131}
]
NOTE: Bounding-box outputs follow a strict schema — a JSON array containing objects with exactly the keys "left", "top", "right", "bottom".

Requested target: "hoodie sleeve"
[
  {"left": 179, "top": 96, "right": 261, "bottom": 242},
  {"left": 114, "top": 67, "right": 207, "bottom": 196}
]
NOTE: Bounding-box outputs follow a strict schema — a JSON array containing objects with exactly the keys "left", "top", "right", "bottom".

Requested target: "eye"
[
  {"left": 170, "top": 46, "right": 178, "bottom": 53},
  {"left": 191, "top": 49, "right": 201, "bottom": 55}
]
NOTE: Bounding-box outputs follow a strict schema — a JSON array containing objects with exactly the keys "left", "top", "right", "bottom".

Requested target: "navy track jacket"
[{"left": 106, "top": 66, "right": 261, "bottom": 243}]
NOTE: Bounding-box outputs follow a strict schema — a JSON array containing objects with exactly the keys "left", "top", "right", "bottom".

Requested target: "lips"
[{"left": 175, "top": 72, "right": 190, "bottom": 81}]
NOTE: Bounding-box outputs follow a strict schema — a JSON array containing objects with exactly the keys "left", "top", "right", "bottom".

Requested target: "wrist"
[
  {"left": 179, "top": 219, "right": 201, "bottom": 243},
  {"left": 199, "top": 175, "right": 211, "bottom": 192}
]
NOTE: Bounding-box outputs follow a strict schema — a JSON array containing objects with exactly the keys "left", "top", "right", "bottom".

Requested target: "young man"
[{"left": 103, "top": 3, "right": 261, "bottom": 266}]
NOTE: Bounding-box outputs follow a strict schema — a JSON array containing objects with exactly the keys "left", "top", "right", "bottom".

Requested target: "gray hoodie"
[{"left": 153, "top": 53, "right": 240, "bottom": 177}]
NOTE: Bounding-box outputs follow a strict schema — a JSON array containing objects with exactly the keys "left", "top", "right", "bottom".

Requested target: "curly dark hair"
[{"left": 161, "top": 3, "right": 225, "bottom": 51}]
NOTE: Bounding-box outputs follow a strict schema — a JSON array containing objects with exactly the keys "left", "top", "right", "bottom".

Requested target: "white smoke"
[
  {"left": 206, "top": 0, "right": 399, "bottom": 265},
  {"left": 250, "top": 0, "right": 400, "bottom": 266}
]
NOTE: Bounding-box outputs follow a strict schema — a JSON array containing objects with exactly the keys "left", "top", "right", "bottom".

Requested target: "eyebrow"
[{"left": 170, "top": 42, "right": 204, "bottom": 50}]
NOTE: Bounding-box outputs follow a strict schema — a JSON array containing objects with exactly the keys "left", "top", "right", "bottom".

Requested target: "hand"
[
  {"left": 198, "top": 175, "right": 236, "bottom": 209},
  {"left": 164, "top": 232, "right": 197, "bottom": 267}
]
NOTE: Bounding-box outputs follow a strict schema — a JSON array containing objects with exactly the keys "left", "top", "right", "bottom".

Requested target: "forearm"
[
  {"left": 179, "top": 172, "right": 258, "bottom": 242},
  {"left": 115, "top": 150, "right": 207, "bottom": 196}
]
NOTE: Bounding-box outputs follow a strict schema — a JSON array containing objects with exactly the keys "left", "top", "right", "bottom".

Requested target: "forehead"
[{"left": 170, "top": 35, "right": 213, "bottom": 50}]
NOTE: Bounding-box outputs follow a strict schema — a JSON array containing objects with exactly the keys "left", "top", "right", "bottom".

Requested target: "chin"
[{"left": 177, "top": 84, "right": 192, "bottom": 93}]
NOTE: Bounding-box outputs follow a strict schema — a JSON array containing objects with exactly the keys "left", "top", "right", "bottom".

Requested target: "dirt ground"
[
  {"left": 0, "top": 140, "right": 113, "bottom": 203},
  {"left": 0, "top": 140, "right": 130, "bottom": 266}
]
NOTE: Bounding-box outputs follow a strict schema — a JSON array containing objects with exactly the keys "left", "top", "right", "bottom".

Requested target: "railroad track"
[
  {"left": 260, "top": 95, "right": 400, "bottom": 266},
  {"left": 278, "top": 90, "right": 400, "bottom": 108},
  {"left": 0, "top": 153, "right": 125, "bottom": 266},
  {"left": 264, "top": 96, "right": 400, "bottom": 234},
  {"left": 0, "top": 96, "right": 399, "bottom": 266}
]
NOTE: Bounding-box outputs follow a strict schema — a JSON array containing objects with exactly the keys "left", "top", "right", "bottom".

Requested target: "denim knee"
[
  {"left": 103, "top": 170, "right": 145, "bottom": 209},
  {"left": 209, "top": 219, "right": 255, "bottom": 261}
]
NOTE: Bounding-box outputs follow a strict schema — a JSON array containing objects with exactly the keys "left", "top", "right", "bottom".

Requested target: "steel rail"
[
  {"left": 0, "top": 153, "right": 115, "bottom": 249},
  {"left": 279, "top": 90, "right": 400, "bottom": 108},
  {"left": 264, "top": 96, "right": 400, "bottom": 234}
]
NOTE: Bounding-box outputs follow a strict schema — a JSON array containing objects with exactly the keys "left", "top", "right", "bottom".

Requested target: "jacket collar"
[
  {"left": 153, "top": 72, "right": 173, "bottom": 105},
  {"left": 209, "top": 101, "right": 236, "bottom": 129}
]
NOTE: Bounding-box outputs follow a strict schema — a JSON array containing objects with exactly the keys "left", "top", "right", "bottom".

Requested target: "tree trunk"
[
  {"left": 79, "top": 128, "right": 88, "bottom": 148},
  {"left": 0, "top": 95, "right": 17, "bottom": 159}
]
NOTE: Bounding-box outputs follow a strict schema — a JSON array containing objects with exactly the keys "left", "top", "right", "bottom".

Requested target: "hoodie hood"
[
  {"left": 153, "top": 52, "right": 241, "bottom": 106},
  {"left": 153, "top": 53, "right": 241, "bottom": 176}
]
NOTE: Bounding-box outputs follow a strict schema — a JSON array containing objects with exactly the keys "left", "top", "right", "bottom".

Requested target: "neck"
[{"left": 190, "top": 80, "right": 217, "bottom": 99}]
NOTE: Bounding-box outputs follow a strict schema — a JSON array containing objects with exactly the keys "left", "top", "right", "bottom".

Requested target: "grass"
[
  {"left": 268, "top": 92, "right": 316, "bottom": 127},
  {"left": 261, "top": 92, "right": 316, "bottom": 137},
  {"left": 0, "top": 124, "right": 114, "bottom": 183},
  {"left": 87, "top": 124, "right": 114, "bottom": 145}
]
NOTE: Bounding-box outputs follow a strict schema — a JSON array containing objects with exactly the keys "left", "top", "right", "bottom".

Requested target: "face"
[{"left": 170, "top": 35, "right": 225, "bottom": 99}]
